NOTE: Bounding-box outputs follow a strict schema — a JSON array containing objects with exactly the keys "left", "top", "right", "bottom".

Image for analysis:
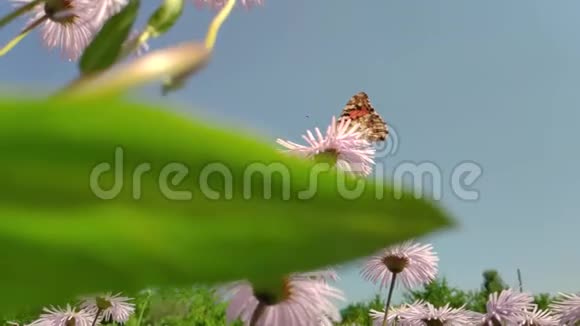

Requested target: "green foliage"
[
  {"left": 79, "top": 0, "right": 140, "bottom": 74},
  {"left": 464, "top": 290, "right": 487, "bottom": 313},
  {"left": 453, "top": 269, "right": 510, "bottom": 313},
  {"left": 0, "top": 305, "right": 41, "bottom": 326},
  {"left": 481, "top": 269, "right": 507, "bottom": 296},
  {"left": 127, "top": 287, "right": 243, "bottom": 326},
  {"left": 404, "top": 278, "right": 469, "bottom": 309},
  {"left": 402, "top": 277, "right": 490, "bottom": 313},
  {"left": 534, "top": 293, "right": 554, "bottom": 311},
  {"left": 4, "top": 286, "right": 243, "bottom": 326},
  {"left": 339, "top": 295, "right": 384, "bottom": 325},
  {"left": 0, "top": 97, "right": 452, "bottom": 313}
]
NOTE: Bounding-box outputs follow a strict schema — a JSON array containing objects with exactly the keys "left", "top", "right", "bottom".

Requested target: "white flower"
[
  {"left": 79, "top": 292, "right": 135, "bottom": 324},
  {"left": 550, "top": 292, "right": 580, "bottom": 325},
  {"left": 481, "top": 289, "right": 535, "bottom": 325},
  {"left": 398, "top": 301, "right": 479, "bottom": 325},
  {"left": 361, "top": 241, "right": 439, "bottom": 290},
  {"left": 11, "top": 0, "right": 100, "bottom": 60},
  {"left": 277, "top": 117, "right": 375, "bottom": 176},
  {"left": 519, "top": 306, "right": 559, "bottom": 326},
  {"left": 221, "top": 272, "right": 345, "bottom": 326},
  {"left": 27, "top": 305, "right": 95, "bottom": 326}
]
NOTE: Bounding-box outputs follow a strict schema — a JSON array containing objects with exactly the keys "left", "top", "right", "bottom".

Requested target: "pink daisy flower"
[
  {"left": 26, "top": 304, "right": 95, "bottom": 326},
  {"left": 79, "top": 292, "right": 135, "bottom": 324},
  {"left": 277, "top": 117, "right": 376, "bottom": 176},
  {"left": 10, "top": 0, "right": 99, "bottom": 60},
  {"left": 481, "top": 289, "right": 535, "bottom": 325},
  {"left": 550, "top": 292, "right": 580, "bottom": 325},
  {"left": 398, "top": 301, "right": 479, "bottom": 325},
  {"left": 221, "top": 272, "right": 345, "bottom": 326},
  {"left": 519, "top": 306, "right": 559, "bottom": 326},
  {"left": 360, "top": 241, "right": 439, "bottom": 290}
]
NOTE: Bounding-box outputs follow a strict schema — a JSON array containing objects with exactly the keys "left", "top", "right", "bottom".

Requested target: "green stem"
[
  {"left": 0, "top": 14, "right": 47, "bottom": 57},
  {"left": 136, "top": 290, "right": 152, "bottom": 326},
  {"left": 381, "top": 273, "right": 398, "bottom": 326},
  {"left": 0, "top": 0, "right": 43, "bottom": 29},
  {"left": 91, "top": 308, "right": 102, "bottom": 326}
]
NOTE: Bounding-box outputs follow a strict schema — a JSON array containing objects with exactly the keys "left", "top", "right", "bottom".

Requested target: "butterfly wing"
[{"left": 339, "top": 91, "right": 388, "bottom": 142}]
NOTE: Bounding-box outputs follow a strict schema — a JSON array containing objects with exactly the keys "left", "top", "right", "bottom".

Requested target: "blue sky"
[{"left": 1, "top": 0, "right": 578, "bottom": 306}]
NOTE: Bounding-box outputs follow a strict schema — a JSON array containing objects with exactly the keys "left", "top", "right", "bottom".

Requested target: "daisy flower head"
[
  {"left": 11, "top": 0, "right": 100, "bottom": 60},
  {"left": 481, "top": 289, "right": 535, "bottom": 326},
  {"left": 220, "top": 273, "right": 345, "bottom": 326},
  {"left": 277, "top": 117, "right": 376, "bottom": 176},
  {"left": 550, "top": 292, "right": 580, "bottom": 325},
  {"left": 192, "top": 0, "right": 264, "bottom": 10},
  {"left": 519, "top": 306, "right": 559, "bottom": 326},
  {"left": 27, "top": 304, "right": 94, "bottom": 326},
  {"left": 398, "top": 301, "right": 479, "bottom": 326},
  {"left": 360, "top": 241, "right": 439, "bottom": 290},
  {"left": 79, "top": 292, "right": 135, "bottom": 324}
]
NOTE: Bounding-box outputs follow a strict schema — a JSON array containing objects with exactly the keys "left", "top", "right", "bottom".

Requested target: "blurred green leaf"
[
  {"left": 79, "top": 0, "right": 140, "bottom": 74},
  {"left": 0, "top": 97, "right": 453, "bottom": 313}
]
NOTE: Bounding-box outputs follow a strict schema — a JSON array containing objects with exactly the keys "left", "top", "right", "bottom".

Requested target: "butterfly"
[{"left": 338, "top": 91, "right": 388, "bottom": 143}]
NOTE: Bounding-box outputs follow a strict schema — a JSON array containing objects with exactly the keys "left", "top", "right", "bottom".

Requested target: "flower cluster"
[
  {"left": 23, "top": 293, "right": 134, "bottom": 326},
  {"left": 385, "top": 301, "right": 478, "bottom": 325},
  {"left": 6, "top": 0, "right": 265, "bottom": 61},
  {"left": 368, "top": 292, "right": 564, "bottom": 326},
  {"left": 358, "top": 241, "right": 578, "bottom": 326}
]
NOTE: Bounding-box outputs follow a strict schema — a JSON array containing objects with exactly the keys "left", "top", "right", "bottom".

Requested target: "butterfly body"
[{"left": 339, "top": 91, "right": 388, "bottom": 143}]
